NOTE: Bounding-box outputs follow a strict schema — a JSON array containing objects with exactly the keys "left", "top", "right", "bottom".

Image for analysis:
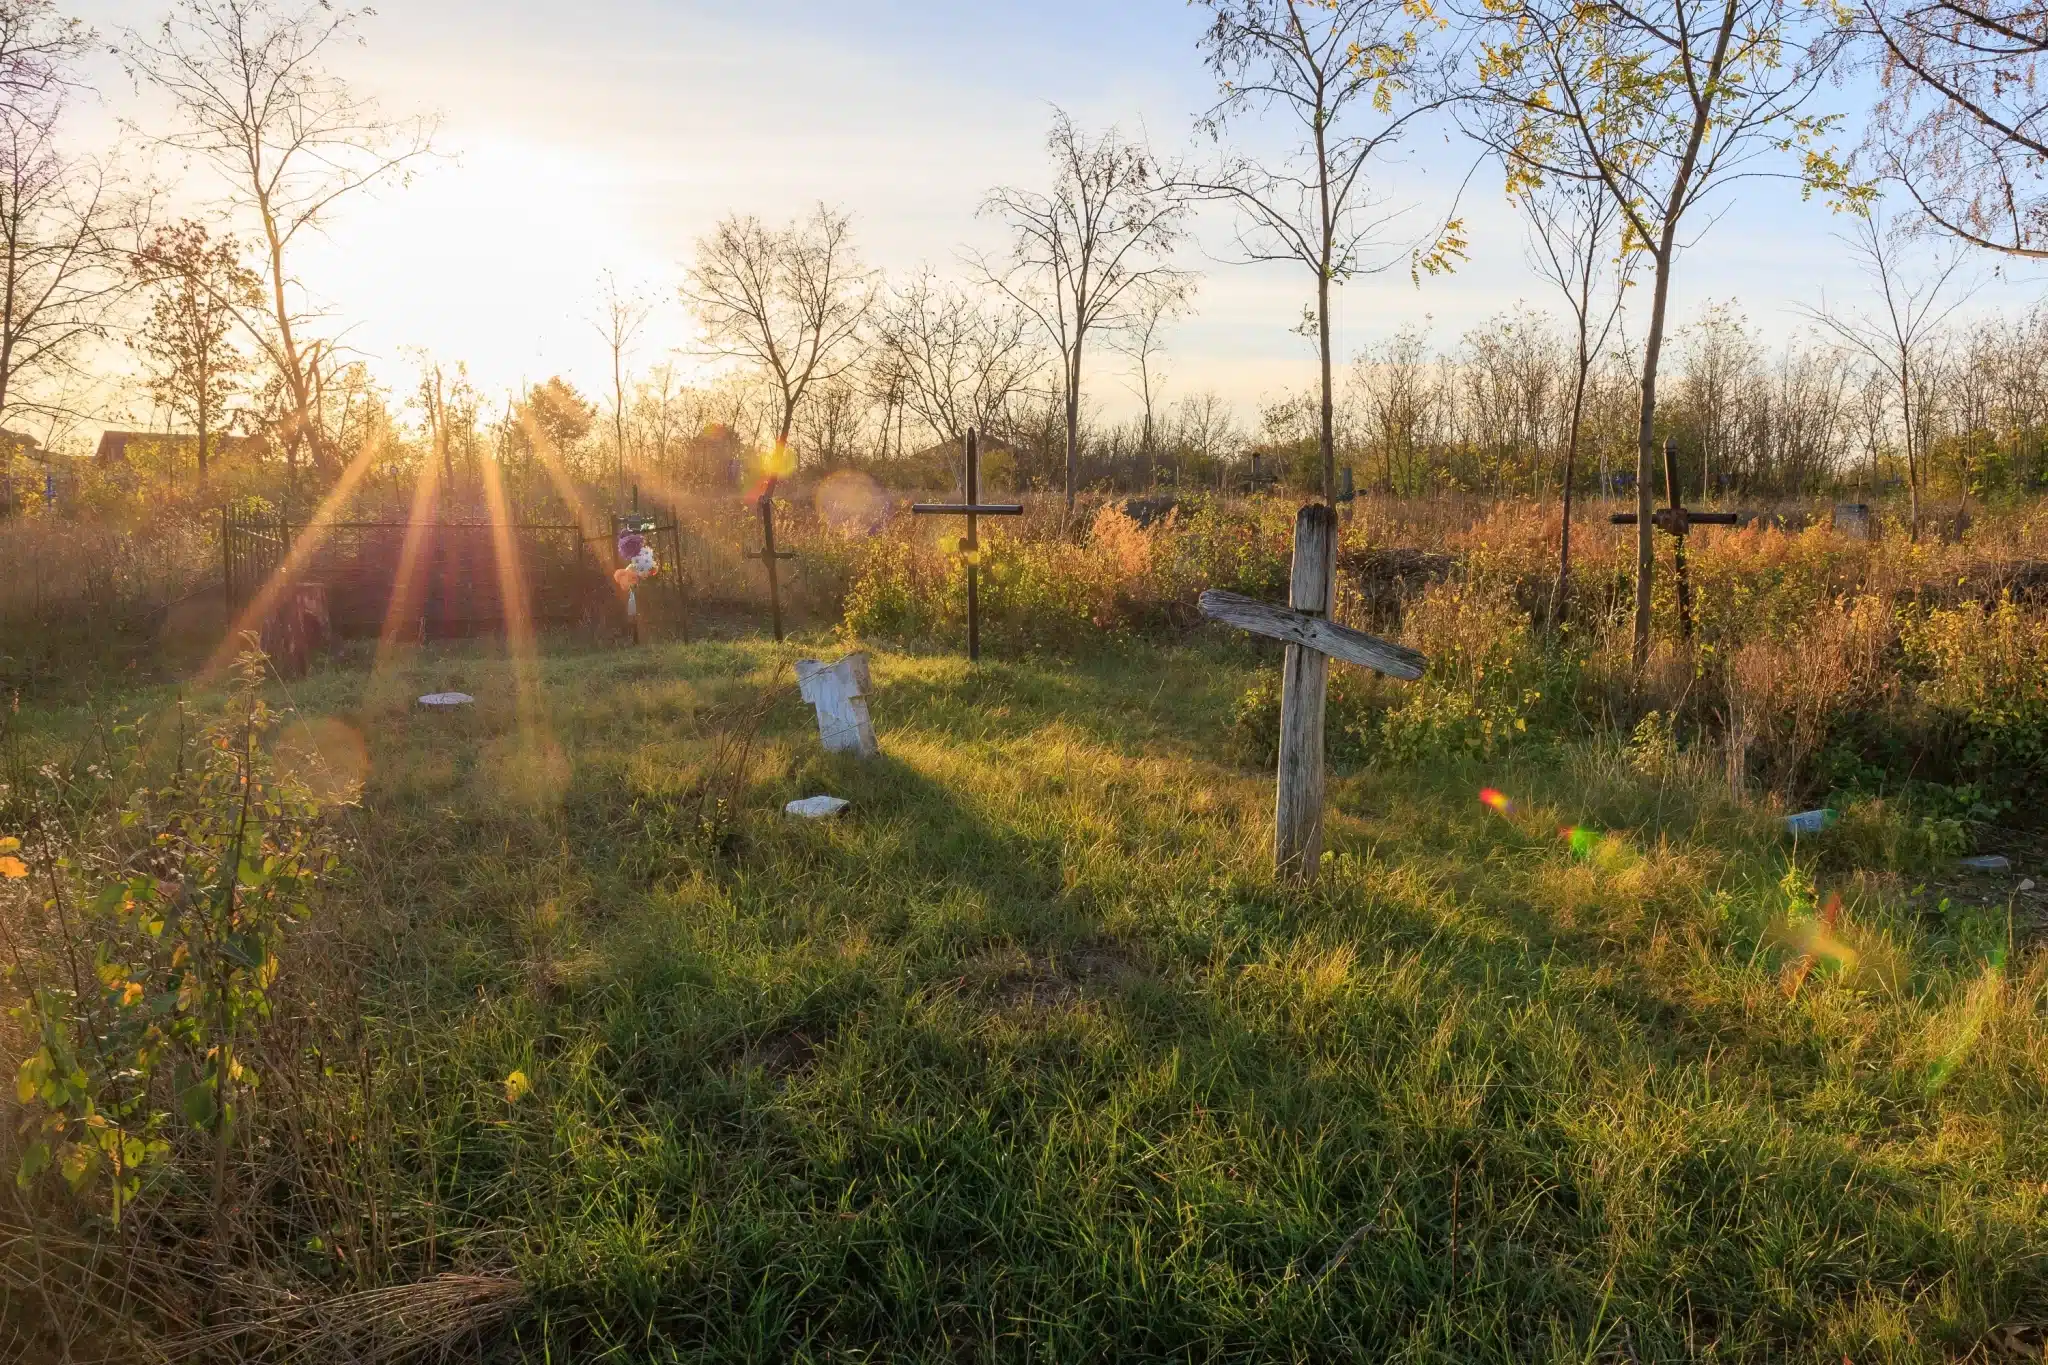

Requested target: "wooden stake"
[
  {"left": 747, "top": 482, "right": 797, "bottom": 642},
  {"left": 1275, "top": 504, "right": 1337, "bottom": 879}
]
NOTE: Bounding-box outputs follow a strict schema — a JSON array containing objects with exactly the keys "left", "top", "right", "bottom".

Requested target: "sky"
[{"left": 62, "top": 0, "right": 2048, "bottom": 438}]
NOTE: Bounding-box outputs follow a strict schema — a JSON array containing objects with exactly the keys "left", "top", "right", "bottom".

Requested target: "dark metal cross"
[
  {"left": 1610, "top": 438, "right": 1739, "bottom": 641},
  {"left": 911, "top": 429, "right": 1022, "bottom": 662},
  {"left": 746, "top": 482, "right": 797, "bottom": 642}
]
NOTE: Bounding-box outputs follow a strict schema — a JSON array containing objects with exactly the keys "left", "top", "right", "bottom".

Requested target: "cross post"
[
  {"left": 746, "top": 482, "right": 798, "bottom": 642},
  {"left": 911, "top": 429, "right": 1023, "bottom": 662},
  {"left": 1610, "top": 439, "right": 1739, "bottom": 641},
  {"left": 1200, "top": 505, "right": 1427, "bottom": 881}
]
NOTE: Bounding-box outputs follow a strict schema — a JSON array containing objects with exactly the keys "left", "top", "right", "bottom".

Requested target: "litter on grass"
[
  {"left": 1785, "top": 810, "right": 1834, "bottom": 836},
  {"left": 786, "top": 796, "right": 851, "bottom": 819},
  {"left": 418, "top": 693, "right": 476, "bottom": 707}
]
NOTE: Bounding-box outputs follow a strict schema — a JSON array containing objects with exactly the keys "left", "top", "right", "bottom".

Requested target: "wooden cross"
[
  {"left": 1200, "top": 505, "right": 1427, "bottom": 881},
  {"left": 1609, "top": 439, "right": 1738, "bottom": 641},
  {"left": 746, "top": 482, "right": 797, "bottom": 642},
  {"left": 911, "top": 429, "right": 1022, "bottom": 662}
]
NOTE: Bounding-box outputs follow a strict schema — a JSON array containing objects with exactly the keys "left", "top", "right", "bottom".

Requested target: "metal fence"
[{"left": 221, "top": 515, "right": 685, "bottom": 640}]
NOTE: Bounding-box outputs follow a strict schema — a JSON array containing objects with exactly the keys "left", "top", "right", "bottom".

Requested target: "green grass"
[{"left": 13, "top": 631, "right": 2048, "bottom": 1362}]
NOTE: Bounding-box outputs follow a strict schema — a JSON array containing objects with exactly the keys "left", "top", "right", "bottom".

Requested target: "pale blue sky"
[{"left": 70, "top": 0, "right": 2048, "bottom": 429}]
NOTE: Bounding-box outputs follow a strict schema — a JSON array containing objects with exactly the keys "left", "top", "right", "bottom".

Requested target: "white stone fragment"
[
  {"left": 417, "top": 692, "right": 476, "bottom": 707},
  {"left": 796, "top": 652, "right": 879, "bottom": 758},
  {"left": 785, "top": 796, "right": 851, "bottom": 819}
]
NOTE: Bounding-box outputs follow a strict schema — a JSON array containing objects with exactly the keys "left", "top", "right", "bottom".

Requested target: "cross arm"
[
  {"left": 1199, "top": 591, "right": 1427, "bottom": 682},
  {"left": 1610, "top": 511, "right": 1742, "bottom": 530},
  {"left": 910, "top": 503, "right": 1025, "bottom": 516}
]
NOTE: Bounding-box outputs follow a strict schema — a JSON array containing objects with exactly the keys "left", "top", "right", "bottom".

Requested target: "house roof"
[{"left": 95, "top": 430, "right": 264, "bottom": 463}]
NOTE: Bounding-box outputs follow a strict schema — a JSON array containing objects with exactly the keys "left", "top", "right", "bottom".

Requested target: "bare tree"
[
  {"left": 979, "top": 109, "right": 1188, "bottom": 516},
  {"left": 1800, "top": 208, "right": 1974, "bottom": 539},
  {"left": 630, "top": 360, "right": 705, "bottom": 486},
  {"left": 1850, "top": 0, "right": 2047, "bottom": 258},
  {"left": 1517, "top": 174, "right": 1633, "bottom": 625},
  {"left": 1354, "top": 323, "right": 1442, "bottom": 495},
  {"left": 1112, "top": 278, "right": 1195, "bottom": 486},
  {"left": 874, "top": 269, "right": 1042, "bottom": 447},
  {"left": 1473, "top": 0, "right": 1846, "bottom": 667},
  {"left": 685, "top": 203, "right": 872, "bottom": 471},
  {"left": 793, "top": 376, "right": 866, "bottom": 468},
  {"left": 1171, "top": 388, "right": 1242, "bottom": 489},
  {"left": 592, "top": 271, "right": 652, "bottom": 505},
  {"left": 124, "top": 0, "right": 437, "bottom": 507},
  {"left": 1183, "top": 0, "right": 1464, "bottom": 505},
  {"left": 0, "top": 6, "right": 136, "bottom": 435}
]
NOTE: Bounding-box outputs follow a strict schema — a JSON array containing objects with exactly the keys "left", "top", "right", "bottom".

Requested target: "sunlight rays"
[
  {"left": 477, "top": 443, "right": 561, "bottom": 801},
  {"left": 203, "top": 434, "right": 387, "bottom": 681},
  {"left": 372, "top": 447, "right": 444, "bottom": 673}
]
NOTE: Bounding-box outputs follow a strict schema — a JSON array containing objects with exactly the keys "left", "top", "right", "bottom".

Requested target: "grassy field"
[{"left": 6, "top": 628, "right": 2048, "bottom": 1362}]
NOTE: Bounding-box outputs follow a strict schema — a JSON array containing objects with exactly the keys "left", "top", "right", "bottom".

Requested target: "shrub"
[
  {"left": 1356, "top": 581, "right": 1582, "bottom": 763},
  {"left": 1903, "top": 598, "right": 2048, "bottom": 811}
]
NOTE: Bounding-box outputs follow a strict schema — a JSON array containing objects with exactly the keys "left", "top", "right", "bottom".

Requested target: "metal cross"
[
  {"left": 746, "top": 482, "right": 797, "bottom": 643},
  {"left": 911, "top": 429, "right": 1022, "bottom": 662},
  {"left": 1610, "top": 439, "right": 1739, "bottom": 641}
]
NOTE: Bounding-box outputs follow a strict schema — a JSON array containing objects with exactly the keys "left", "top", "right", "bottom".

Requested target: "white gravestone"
[{"left": 796, "top": 652, "right": 879, "bottom": 758}]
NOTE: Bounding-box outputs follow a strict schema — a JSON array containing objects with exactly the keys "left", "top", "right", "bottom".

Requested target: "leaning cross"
[
  {"left": 1610, "top": 438, "right": 1738, "bottom": 641},
  {"left": 1201, "top": 504, "right": 1427, "bottom": 881},
  {"left": 911, "top": 428, "right": 1022, "bottom": 663},
  {"left": 746, "top": 482, "right": 798, "bottom": 643}
]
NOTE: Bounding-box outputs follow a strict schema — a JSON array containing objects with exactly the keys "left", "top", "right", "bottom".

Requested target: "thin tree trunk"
[
  {"left": 1899, "top": 362, "right": 1921, "bottom": 541},
  {"left": 1634, "top": 248, "right": 1676, "bottom": 671},
  {"left": 1554, "top": 357, "right": 1589, "bottom": 631},
  {"left": 1064, "top": 341, "right": 1083, "bottom": 517}
]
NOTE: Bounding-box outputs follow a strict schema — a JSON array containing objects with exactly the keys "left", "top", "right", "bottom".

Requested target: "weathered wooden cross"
[
  {"left": 1610, "top": 439, "right": 1738, "bottom": 641},
  {"left": 1200, "top": 505, "right": 1428, "bottom": 880},
  {"left": 911, "top": 429, "right": 1022, "bottom": 663},
  {"left": 746, "top": 483, "right": 797, "bottom": 643}
]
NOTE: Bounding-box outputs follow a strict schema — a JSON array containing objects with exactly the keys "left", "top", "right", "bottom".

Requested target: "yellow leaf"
[
  {"left": 0, "top": 856, "right": 27, "bottom": 880},
  {"left": 503, "top": 1070, "right": 530, "bottom": 1104},
  {"left": 0, "top": 836, "right": 19, "bottom": 853}
]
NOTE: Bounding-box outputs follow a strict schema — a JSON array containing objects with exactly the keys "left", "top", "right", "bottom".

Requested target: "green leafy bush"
[{"left": 1905, "top": 598, "right": 2048, "bottom": 809}]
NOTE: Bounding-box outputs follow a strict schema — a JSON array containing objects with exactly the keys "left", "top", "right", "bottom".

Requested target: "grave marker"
[
  {"left": 1200, "top": 505, "right": 1427, "bottom": 880},
  {"left": 1610, "top": 438, "right": 1739, "bottom": 641},
  {"left": 746, "top": 483, "right": 797, "bottom": 642},
  {"left": 796, "top": 651, "right": 879, "bottom": 758},
  {"left": 911, "top": 429, "right": 1023, "bottom": 663}
]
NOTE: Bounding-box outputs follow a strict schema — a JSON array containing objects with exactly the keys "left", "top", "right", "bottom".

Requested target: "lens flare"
[
  {"left": 1561, "top": 825, "right": 1600, "bottom": 858},
  {"left": 1479, "top": 788, "right": 1515, "bottom": 816},
  {"left": 1778, "top": 891, "right": 1859, "bottom": 998},
  {"left": 815, "top": 468, "right": 888, "bottom": 535},
  {"left": 1923, "top": 959, "right": 2004, "bottom": 1093},
  {"left": 760, "top": 441, "right": 797, "bottom": 482},
  {"left": 374, "top": 446, "right": 444, "bottom": 671}
]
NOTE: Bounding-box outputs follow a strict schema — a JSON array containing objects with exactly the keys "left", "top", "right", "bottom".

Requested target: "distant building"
[
  {"left": 94, "top": 429, "right": 267, "bottom": 468},
  {"left": 0, "top": 432, "right": 79, "bottom": 516}
]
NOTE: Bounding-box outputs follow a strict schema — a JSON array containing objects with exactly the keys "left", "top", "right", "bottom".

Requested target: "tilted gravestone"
[{"left": 796, "top": 651, "right": 879, "bottom": 758}]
